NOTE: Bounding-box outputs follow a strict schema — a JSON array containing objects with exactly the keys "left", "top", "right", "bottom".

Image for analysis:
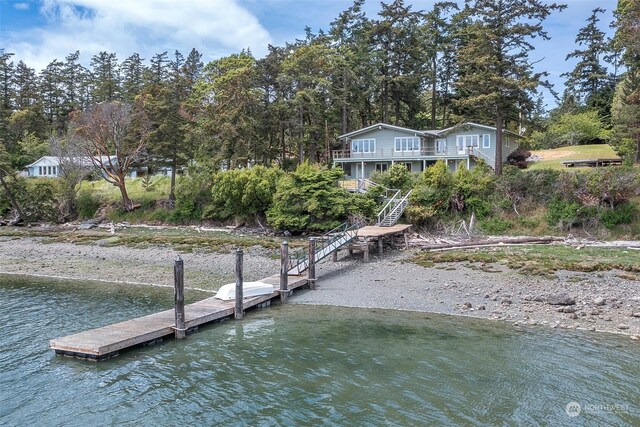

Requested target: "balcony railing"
[{"left": 332, "top": 147, "right": 451, "bottom": 160}]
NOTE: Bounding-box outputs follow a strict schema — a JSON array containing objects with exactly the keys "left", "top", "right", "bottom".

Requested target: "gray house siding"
[{"left": 334, "top": 122, "right": 519, "bottom": 179}]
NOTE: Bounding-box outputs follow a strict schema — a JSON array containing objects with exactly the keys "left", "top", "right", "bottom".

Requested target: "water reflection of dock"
[{"left": 49, "top": 274, "right": 309, "bottom": 360}]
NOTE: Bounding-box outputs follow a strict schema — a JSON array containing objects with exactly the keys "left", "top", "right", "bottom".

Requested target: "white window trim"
[
  {"left": 375, "top": 163, "right": 388, "bottom": 172},
  {"left": 394, "top": 137, "right": 421, "bottom": 153},
  {"left": 456, "top": 136, "right": 465, "bottom": 154},
  {"left": 436, "top": 139, "right": 447, "bottom": 154},
  {"left": 352, "top": 138, "right": 376, "bottom": 154},
  {"left": 482, "top": 134, "right": 490, "bottom": 149}
]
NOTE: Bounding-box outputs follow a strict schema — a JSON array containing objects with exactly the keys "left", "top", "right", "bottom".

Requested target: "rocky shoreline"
[{"left": 1, "top": 235, "right": 638, "bottom": 339}]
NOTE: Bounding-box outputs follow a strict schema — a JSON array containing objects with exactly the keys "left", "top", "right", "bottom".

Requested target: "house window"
[
  {"left": 39, "top": 166, "right": 43, "bottom": 175},
  {"left": 436, "top": 139, "right": 447, "bottom": 154},
  {"left": 375, "top": 163, "right": 388, "bottom": 173},
  {"left": 456, "top": 135, "right": 479, "bottom": 153},
  {"left": 394, "top": 137, "right": 420, "bottom": 152},
  {"left": 47, "top": 166, "right": 52, "bottom": 175},
  {"left": 482, "top": 134, "right": 490, "bottom": 148},
  {"left": 53, "top": 166, "right": 57, "bottom": 176},
  {"left": 352, "top": 139, "right": 376, "bottom": 153}
]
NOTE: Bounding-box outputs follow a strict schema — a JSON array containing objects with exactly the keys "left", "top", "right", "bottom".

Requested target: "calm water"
[{"left": 1, "top": 276, "right": 638, "bottom": 426}]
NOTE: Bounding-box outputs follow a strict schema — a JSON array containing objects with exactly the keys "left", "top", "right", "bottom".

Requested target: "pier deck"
[
  {"left": 50, "top": 274, "right": 308, "bottom": 360},
  {"left": 356, "top": 224, "right": 412, "bottom": 238}
]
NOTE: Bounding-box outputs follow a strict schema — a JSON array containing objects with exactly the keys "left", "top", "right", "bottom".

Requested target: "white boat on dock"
[{"left": 214, "top": 281, "right": 275, "bottom": 301}]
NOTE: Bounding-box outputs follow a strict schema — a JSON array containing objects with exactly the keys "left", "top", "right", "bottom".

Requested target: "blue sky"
[{"left": 0, "top": 0, "right": 618, "bottom": 108}]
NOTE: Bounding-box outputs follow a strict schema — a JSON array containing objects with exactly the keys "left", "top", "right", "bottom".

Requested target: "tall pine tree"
[{"left": 455, "top": 0, "right": 566, "bottom": 175}]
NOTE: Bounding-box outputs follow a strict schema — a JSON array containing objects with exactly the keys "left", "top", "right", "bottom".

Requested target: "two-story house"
[{"left": 332, "top": 122, "right": 521, "bottom": 178}]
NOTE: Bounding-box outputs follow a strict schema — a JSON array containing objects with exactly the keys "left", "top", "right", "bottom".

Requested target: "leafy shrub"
[
  {"left": 479, "top": 218, "right": 512, "bottom": 234},
  {"left": 18, "top": 179, "right": 60, "bottom": 222},
  {"left": 203, "top": 166, "right": 283, "bottom": 221},
  {"left": 267, "top": 162, "right": 375, "bottom": 232},
  {"left": 407, "top": 160, "right": 495, "bottom": 224},
  {"left": 496, "top": 166, "right": 560, "bottom": 209},
  {"left": 76, "top": 190, "right": 102, "bottom": 219},
  {"left": 599, "top": 203, "right": 636, "bottom": 229},
  {"left": 174, "top": 170, "right": 214, "bottom": 221},
  {"left": 371, "top": 163, "right": 414, "bottom": 191},
  {"left": 546, "top": 198, "right": 583, "bottom": 228},
  {"left": 507, "top": 148, "right": 531, "bottom": 169}
]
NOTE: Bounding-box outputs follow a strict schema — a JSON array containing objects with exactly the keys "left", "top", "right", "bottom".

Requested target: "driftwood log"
[{"left": 417, "top": 236, "right": 565, "bottom": 252}]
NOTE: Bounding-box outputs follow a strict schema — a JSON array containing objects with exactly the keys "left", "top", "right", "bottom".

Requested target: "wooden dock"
[
  {"left": 50, "top": 225, "right": 413, "bottom": 360},
  {"left": 332, "top": 224, "right": 412, "bottom": 262},
  {"left": 49, "top": 274, "right": 309, "bottom": 360}
]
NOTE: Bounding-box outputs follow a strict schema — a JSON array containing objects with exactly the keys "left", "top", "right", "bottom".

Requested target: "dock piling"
[
  {"left": 308, "top": 238, "right": 316, "bottom": 290},
  {"left": 280, "top": 241, "right": 289, "bottom": 303},
  {"left": 235, "top": 248, "right": 244, "bottom": 320},
  {"left": 174, "top": 256, "right": 186, "bottom": 339}
]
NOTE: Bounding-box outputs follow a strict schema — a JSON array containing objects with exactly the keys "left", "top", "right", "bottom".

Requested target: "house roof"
[
  {"left": 435, "top": 122, "right": 523, "bottom": 138},
  {"left": 25, "top": 155, "right": 117, "bottom": 169},
  {"left": 338, "top": 123, "right": 424, "bottom": 139},
  {"left": 339, "top": 121, "right": 523, "bottom": 140}
]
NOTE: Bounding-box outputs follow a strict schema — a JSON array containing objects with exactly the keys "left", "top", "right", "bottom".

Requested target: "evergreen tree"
[
  {"left": 370, "top": 0, "right": 425, "bottom": 127},
  {"left": 454, "top": 0, "right": 566, "bottom": 175},
  {"left": 39, "top": 58, "right": 65, "bottom": 131},
  {"left": 61, "top": 51, "right": 90, "bottom": 123},
  {"left": 189, "top": 51, "right": 261, "bottom": 169},
  {"left": 146, "top": 51, "right": 170, "bottom": 85},
  {"left": 562, "top": 8, "right": 611, "bottom": 108},
  {"left": 90, "top": 51, "right": 121, "bottom": 102},
  {"left": 422, "top": 2, "right": 459, "bottom": 129},
  {"left": 13, "top": 61, "right": 39, "bottom": 110},
  {"left": 611, "top": 0, "right": 640, "bottom": 162},
  {"left": 121, "top": 53, "right": 146, "bottom": 102}
]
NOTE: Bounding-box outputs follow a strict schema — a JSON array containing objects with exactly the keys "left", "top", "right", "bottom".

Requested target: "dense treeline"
[{"left": 0, "top": 0, "right": 639, "bottom": 228}]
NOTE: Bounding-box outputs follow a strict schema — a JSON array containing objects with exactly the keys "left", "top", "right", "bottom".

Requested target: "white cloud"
[
  {"left": 5, "top": 0, "right": 273, "bottom": 70},
  {"left": 14, "top": 2, "right": 30, "bottom": 10}
]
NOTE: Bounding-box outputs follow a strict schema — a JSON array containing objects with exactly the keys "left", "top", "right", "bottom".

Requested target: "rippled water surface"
[{"left": 1, "top": 275, "right": 639, "bottom": 426}]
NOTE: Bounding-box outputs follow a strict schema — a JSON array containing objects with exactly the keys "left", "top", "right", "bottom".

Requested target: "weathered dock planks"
[
  {"left": 356, "top": 224, "right": 412, "bottom": 238},
  {"left": 50, "top": 274, "right": 308, "bottom": 360}
]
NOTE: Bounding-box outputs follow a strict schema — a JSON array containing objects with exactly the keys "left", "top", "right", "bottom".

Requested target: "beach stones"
[{"left": 547, "top": 294, "right": 576, "bottom": 306}]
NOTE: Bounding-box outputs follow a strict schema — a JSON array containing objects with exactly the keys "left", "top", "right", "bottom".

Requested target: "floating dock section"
[{"left": 50, "top": 274, "right": 308, "bottom": 360}]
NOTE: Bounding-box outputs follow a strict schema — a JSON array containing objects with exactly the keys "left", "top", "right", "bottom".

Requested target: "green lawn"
[
  {"left": 79, "top": 175, "right": 172, "bottom": 204},
  {"left": 528, "top": 144, "right": 620, "bottom": 171}
]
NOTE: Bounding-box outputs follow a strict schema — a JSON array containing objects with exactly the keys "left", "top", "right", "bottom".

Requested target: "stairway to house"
[{"left": 287, "top": 180, "right": 412, "bottom": 275}]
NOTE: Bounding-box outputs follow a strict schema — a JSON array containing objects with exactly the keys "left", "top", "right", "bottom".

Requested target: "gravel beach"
[{"left": 1, "top": 235, "right": 638, "bottom": 338}]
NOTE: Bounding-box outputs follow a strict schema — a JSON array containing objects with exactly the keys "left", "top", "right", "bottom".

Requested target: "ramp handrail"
[
  {"left": 356, "top": 178, "right": 379, "bottom": 192},
  {"left": 376, "top": 189, "right": 401, "bottom": 225},
  {"left": 287, "top": 221, "right": 363, "bottom": 275}
]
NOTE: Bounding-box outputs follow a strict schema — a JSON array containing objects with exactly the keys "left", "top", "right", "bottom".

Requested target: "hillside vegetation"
[{"left": 5, "top": 159, "right": 640, "bottom": 241}]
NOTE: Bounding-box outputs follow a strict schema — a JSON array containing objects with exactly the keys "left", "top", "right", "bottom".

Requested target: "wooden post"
[
  {"left": 280, "top": 241, "right": 289, "bottom": 303},
  {"left": 235, "top": 248, "right": 244, "bottom": 320},
  {"left": 404, "top": 232, "right": 409, "bottom": 250},
  {"left": 308, "top": 238, "right": 317, "bottom": 290},
  {"left": 174, "top": 256, "right": 186, "bottom": 339},
  {"left": 364, "top": 239, "right": 370, "bottom": 262},
  {"left": 378, "top": 237, "right": 384, "bottom": 256},
  {"left": 332, "top": 251, "right": 338, "bottom": 262}
]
